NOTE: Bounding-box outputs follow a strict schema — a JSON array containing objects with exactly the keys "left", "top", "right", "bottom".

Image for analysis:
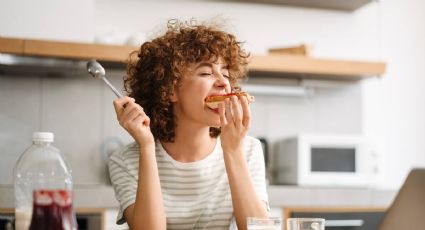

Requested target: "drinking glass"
[
  {"left": 287, "top": 218, "right": 325, "bottom": 230},
  {"left": 247, "top": 217, "right": 282, "bottom": 230}
]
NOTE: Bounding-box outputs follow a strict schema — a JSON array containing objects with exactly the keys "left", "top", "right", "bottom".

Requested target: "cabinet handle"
[{"left": 325, "top": 219, "right": 364, "bottom": 227}]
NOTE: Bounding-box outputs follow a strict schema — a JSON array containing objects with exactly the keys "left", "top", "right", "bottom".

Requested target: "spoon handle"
[{"left": 102, "top": 77, "right": 123, "bottom": 98}]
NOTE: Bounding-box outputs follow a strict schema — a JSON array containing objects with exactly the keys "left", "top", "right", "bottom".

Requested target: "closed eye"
[{"left": 221, "top": 67, "right": 229, "bottom": 79}]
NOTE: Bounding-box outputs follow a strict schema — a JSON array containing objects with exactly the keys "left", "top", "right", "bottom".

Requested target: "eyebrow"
[
  {"left": 196, "top": 63, "right": 213, "bottom": 69},
  {"left": 195, "top": 62, "right": 229, "bottom": 70}
]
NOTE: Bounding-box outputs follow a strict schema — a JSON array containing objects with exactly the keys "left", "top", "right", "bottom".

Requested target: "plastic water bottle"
[{"left": 13, "top": 132, "right": 77, "bottom": 230}]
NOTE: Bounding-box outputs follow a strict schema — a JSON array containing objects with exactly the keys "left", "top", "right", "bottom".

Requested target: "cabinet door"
[{"left": 284, "top": 207, "right": 386, "bottom": 230}]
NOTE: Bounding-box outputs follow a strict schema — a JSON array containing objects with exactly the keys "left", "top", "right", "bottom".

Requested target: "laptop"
[{"left": 379, "top": 168, "right": 425, "bottom": 230}]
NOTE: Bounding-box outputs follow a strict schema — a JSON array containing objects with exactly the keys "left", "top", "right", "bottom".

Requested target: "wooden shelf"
[
  {"left": 0, "top": 37, "right": 386, "bottom": 80},
  {"left": 0, "top": 37, "right": 137, "bottom": 63},
  {"left": 249, "top": 54, "right": 386, "bottom": 80},
  {"left": 0, "top": 37, "right": 25, "bottom": 55}
]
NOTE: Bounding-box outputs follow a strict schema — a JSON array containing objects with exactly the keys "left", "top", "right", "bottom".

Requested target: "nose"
[{"left": 213, "top": 73, "right": 229, "bottom": 89}]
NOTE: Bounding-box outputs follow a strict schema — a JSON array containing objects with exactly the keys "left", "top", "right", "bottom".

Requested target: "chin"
[{"left": 207, "top": 119, "right": 221, "bottom": 127}]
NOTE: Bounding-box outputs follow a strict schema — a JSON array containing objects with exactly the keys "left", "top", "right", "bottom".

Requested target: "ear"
[
  {"left": 169, "top": 79, "right": 180, "bottom": 102},
  {"left": 170, "top": 87, "right": 178, "bottom": 103}
]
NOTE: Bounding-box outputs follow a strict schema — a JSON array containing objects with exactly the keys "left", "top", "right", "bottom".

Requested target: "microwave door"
[{"left": 310, "top": 147, "right": 356, "bottom": 173}]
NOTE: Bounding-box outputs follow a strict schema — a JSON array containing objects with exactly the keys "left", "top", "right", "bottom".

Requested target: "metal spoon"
[{"left": 86, "top": 59, "right": 123, "bottom": 98}]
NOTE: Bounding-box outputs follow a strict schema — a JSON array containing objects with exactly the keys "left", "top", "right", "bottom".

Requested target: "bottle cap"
[{"left": 32, "top": 132, "right": 54, "bottom": 142}]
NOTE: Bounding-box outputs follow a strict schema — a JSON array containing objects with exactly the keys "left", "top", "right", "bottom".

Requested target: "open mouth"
[
  {"left": 204, "top": 94, "right": 226, "bottom": 110},
  {"left": 209, "top": 107, "right": 220, "bottom": 114},
  {"left": 205, "top": 101, "right": 222, "bottom": 110}
]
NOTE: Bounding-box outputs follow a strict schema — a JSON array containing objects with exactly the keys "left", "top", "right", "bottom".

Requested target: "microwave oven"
[{"left": 273, "top": 134, "right": 378, "bottom": 187}]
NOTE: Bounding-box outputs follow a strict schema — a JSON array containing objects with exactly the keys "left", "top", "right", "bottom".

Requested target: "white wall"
[
  {"left": 94, "top": 0, "right": 380, "bottom": 59},
  {"left": 0, "top": 0, "right": 94, "bottom": 42},
  {"left": 362, "top": 0, "right": 425, "bottom": 188},
  {"left": 1, "top": 0, "right": 424, "bottom": 189}
]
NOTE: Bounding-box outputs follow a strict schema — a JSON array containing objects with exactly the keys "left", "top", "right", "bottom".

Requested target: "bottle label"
[{"left": 15, "top": 209, "right": 32, "bottom": 230}]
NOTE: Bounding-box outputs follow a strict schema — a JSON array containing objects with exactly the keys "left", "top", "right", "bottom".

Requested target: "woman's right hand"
[{"left": 113, "top": 96, "right": 154, "bottom": 147}]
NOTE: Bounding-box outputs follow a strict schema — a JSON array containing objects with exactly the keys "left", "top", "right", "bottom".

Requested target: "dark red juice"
[{"left": 29, "top": 190, "right": 77, "bottom": 230}]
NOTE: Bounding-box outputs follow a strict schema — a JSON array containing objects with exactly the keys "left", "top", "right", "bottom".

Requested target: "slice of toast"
[{"left": 205, "top": 92, "right": 255, "bottom": 109}]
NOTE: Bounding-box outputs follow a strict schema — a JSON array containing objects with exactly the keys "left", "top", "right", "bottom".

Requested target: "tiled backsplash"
[
  {"left": 0, "top": 69, "right": 132, "bottom": 185},
  {"left": 0, "top": 69, "right": 362, "bottom": 185}
]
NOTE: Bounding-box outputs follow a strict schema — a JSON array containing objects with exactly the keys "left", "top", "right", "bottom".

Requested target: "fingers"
[
  {"left": 113, "top": 96, "right": 149, "bottom": 127},
  {"left": 231, "top": 96, "right": 242, "bottom": 129},
  {"left": 132, "top": 112, "right": 150, "bottom": 127},
  {"left": 122, "top": 103, "right": 143, "bottom": 123},
  {"left": 240, "top": 96, "right": 251, "bottom": 127},
  {"left": 224, "top": 98, "right": 234, "bottom": 128},
  {"left": 220, "top": 95, "right": 250, "bottom": 129},
  {"left": 113, "top": 96, "right": 135, "bottom": 118},
  {"left": 218, "top": 101, "right": 227, "bottom": 126}
]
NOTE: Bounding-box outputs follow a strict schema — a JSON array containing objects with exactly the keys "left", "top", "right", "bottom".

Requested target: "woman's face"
[{"left": 171, "top": 58, "right": 231, "bottom": 128}]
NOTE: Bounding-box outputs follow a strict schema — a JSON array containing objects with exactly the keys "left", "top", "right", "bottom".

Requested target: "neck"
[{"left": 161, "top": 123, "right": 216, "bottom": 163}]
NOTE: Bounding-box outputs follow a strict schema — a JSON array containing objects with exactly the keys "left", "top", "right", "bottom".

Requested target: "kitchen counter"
[
  {"left": 268, "top": 185, "right": 397, "bottom": 208},
  {"left": 0, "top": 185, "right": 396, "bottom": 209},
  {"left": 0, "top": 185, "right": 119, "bottom": 209}
]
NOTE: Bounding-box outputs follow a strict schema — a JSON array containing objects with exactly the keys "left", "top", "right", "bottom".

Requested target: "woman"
[{"left": 109, "top": 19, "right": 269, "bottom": 230}]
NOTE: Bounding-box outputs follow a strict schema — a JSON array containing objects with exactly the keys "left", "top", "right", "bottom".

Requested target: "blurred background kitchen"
[{"left": 1, "top": 0, "right": 424, "bottom": 229}]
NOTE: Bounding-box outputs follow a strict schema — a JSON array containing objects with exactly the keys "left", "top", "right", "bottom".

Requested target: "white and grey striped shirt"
[{"left": 108, "top": 136, "right": 269, "bottom": 229}]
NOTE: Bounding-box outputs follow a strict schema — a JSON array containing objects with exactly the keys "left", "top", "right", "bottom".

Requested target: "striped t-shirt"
[{"left": 108, "top": 136, "right": 269, "bottom": 229}]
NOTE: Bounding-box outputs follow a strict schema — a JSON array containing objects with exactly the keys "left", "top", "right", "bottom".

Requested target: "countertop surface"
[
  {"left": 267, "top": 185, "right": 396, "bottom": 207},
  {"left": 0, "top": 185, "right": 119, "bottom": 209},
  {"left": 0, "top": 185, "right": 397, "bottom": 209}
]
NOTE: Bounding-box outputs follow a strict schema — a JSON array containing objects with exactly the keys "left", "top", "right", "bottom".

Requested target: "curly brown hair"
[{"left": 124, "top": 22, "right": 249, "bottom": 142}]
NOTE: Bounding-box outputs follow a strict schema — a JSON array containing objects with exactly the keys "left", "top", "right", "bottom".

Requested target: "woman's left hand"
[{"left": 218, "top": 95, "right": 251, "bottom": 154}]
